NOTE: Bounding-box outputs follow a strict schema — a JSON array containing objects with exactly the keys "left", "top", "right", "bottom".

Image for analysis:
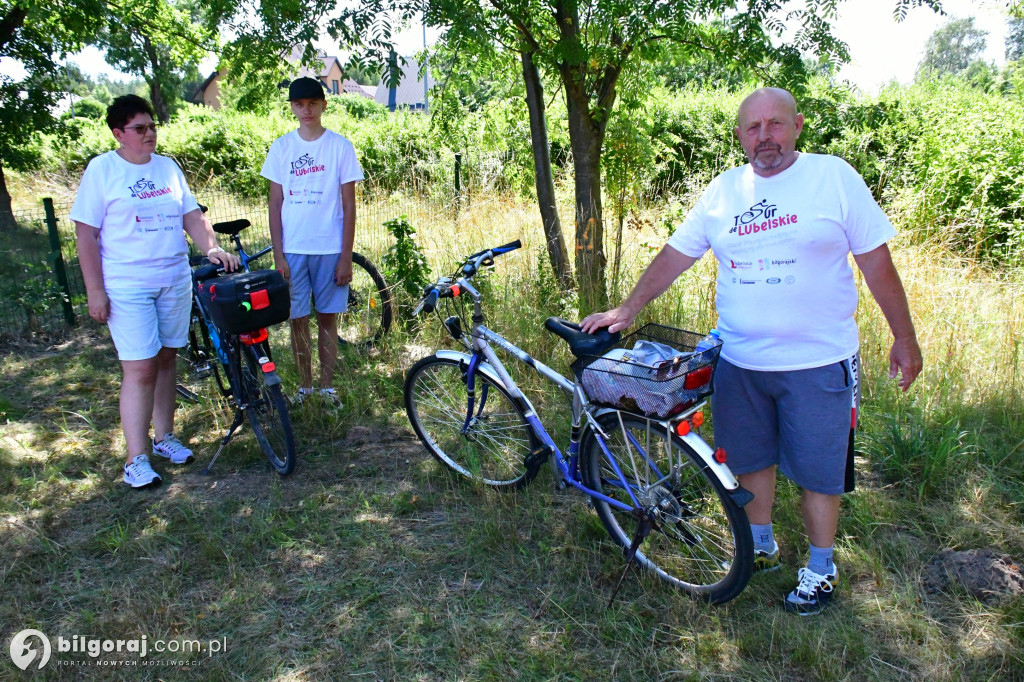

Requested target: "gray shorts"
[
  {"left": 284, "top": 253, "right": 350, "bottom": 318},
  {"left": 710, "top": 355, "right": 860, "bottom": 495}
]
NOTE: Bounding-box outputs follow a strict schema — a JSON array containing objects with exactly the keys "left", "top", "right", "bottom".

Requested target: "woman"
[{"left": 72, "top": 95, "right": 239, "bottom": 488}]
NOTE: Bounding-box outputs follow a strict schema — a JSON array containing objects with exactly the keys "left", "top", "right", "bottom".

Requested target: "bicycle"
[
  {"left": 337, "top": 252, "right": 393, "bottom": 349},
  {"left": 179, "top": 216, "right": 297, "bottom": 476},
  {"left": 403, "top": 240, "right": 755, "bottom": 604}
]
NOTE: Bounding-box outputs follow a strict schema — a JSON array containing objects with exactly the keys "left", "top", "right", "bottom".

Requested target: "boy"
[{"left": 261, "top": 77, "right": 365, "bottom": 405}]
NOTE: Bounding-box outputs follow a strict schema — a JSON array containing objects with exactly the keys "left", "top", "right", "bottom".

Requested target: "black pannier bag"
[{"left": 196, "top": 269, "right": 290, "bottom": 334}]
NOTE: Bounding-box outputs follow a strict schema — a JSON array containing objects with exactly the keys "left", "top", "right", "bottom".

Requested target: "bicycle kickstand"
[
  {"left": 607, "top": 511, "right": 654, "bottom": 608},
  {"left": 201, "top": 408, "right": 245, "bottom": 475}
]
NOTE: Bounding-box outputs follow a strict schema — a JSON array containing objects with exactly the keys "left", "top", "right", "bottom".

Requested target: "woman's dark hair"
[{"left": 105, "top": 95, "right": 156, "bottom": 131}]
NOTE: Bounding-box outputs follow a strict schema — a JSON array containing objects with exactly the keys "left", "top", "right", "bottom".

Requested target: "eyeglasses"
[{"left": 123, "top": 123, "right": 159, "bottom": 134}]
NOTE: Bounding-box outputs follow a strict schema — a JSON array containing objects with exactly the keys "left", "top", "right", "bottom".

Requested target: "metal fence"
[{"left": 0, "top": 188, "right": 451, "bottom": 338}]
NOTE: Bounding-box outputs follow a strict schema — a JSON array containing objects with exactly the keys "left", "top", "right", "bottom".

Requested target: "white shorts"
[{"left": 107, "top": 279, "right": 192, "bottom": 361}]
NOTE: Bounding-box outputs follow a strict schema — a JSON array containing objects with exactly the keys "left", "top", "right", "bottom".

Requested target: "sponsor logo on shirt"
[
  {"left": 290, "top": 154, "right": 326, "bottom": 177},
  {"left": 128, "top": 178, "right": 172, "bottom": 200},
  {"left": 729, "top": 260, "right": 752, "bottom": 269},
  {"left": 728, "top": 199, "right": 797, "bottom": 236}
]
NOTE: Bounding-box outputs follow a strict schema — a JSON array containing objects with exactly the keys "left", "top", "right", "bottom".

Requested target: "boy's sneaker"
[
  {"left": 152, "top": 433, "right": 193, "bottom": 464},
  {"left": 291, "top": 387, "right": 316, "bottom": 406},
  {"left": 124, "top": 454, "right": 162, "bottom": 488},
  {"left": 318, "top": 387, "right": 343, "bottom": 409},
  {"left": 754, "top": 540, "right": 781, "bottom": 573},
  {"left": 784, "top": 566, "right": 839, "bottom": 616}
]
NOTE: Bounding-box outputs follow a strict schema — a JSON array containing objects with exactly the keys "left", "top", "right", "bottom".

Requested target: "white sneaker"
[
  {"left": 291, "top": 387, "right": 316, "bottom": 406},
  {"left": 152, "top": 433, "right": 194, "bottom": 464},
  {"left": 123, "top": 454, "right": 162, "bottom": 488},
  {"left": 318, "top": 387, "right": 343, "bottom": 409}
]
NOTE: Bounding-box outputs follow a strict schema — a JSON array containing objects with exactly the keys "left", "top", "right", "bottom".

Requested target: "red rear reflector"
[
  {"left": 262, "top": 362, "right": 276, "bottom": 373},
  {"left": 683, "top": 365, "right": 713, "bottom": 390},
  {"left": 250, "top": 289, "right": 270, "bottom": 310},
  {"left": 691, "top": 411, "right": 705, "bottom": 427},
  {"left": 240, "top": 328, "right": 268, "bottom": 345},
  {"left": 451, "top": 284, "right": 461, "bottom": 297},
  {"left": 714, "top": 447, "right": 727, "bottom": 463},
  {"left": 675, "top": 420, "right": 691, "bottom": 436}
]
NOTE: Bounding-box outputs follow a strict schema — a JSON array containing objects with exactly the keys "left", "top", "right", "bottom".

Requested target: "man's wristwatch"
[{"left": 207, "top": 246, "right": 226, "bottom": 256}]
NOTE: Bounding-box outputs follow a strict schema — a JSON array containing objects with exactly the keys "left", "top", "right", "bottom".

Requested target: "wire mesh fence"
[{"left": 0, "top": 187, "right": 457, "bottom": 338}]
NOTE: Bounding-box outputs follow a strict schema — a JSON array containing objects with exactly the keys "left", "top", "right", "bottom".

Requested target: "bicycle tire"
[
  {"left": 338, "top": 252, "right": 393, "bottom": 349},
  {"left": 238, "top": 344, "right": 296, "bottom": 476},
  {"left": 404, "top": 354, "right": 538, "bottom": 489},
  {"left": 581, "top": 412, "right": 752, "bottom": 603}
]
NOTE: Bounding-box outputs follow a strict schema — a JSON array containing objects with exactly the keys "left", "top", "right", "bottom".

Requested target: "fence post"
[
  {"left": 43, "top": 198, "right": 77, "bottom": 326},
  {"left": 454, "top": 152, "right": 462, "bottom": 213}
]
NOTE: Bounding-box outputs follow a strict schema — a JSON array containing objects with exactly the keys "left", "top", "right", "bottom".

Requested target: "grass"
[{"left": 2, "top": 189, "right": 1024, "bottom": 680}]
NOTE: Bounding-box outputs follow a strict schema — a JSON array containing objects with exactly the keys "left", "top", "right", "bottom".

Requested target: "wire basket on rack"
[{"left": 572, "top": 323, "right": 722, "bottom": 419}]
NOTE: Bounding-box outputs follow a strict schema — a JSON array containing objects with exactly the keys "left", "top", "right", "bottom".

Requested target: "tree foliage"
[{"left": 916, "top": 17, "right": 988, "bottom": 81}]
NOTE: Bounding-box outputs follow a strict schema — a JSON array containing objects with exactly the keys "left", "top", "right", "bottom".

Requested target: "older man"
[{"left": 582, "top": 87, "right": 922, "bottom": 615}]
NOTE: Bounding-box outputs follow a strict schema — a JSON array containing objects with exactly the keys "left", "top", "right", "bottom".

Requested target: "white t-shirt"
[
  {"left": 260, "top": 129, "right": 365, "bottom": 255},
  {"left": 667, "top": 153, "right": 896, "bottom": 371},
  {"left": 70, "top": 151, "right": 199, "bottom": 290}
]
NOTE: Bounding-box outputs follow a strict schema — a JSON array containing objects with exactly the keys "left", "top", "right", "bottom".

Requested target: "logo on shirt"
[
  {"left": 290, "top": 154, "right": 326, "bottom": 177},
  {"left": 729, "top": 199, "right": 797, "bottom": 236},
  {"left": 128, "top": 178, "right": 172, "bottom": 200},
  {"left": 729, "top": 260, "right": 752, "bottom": 270}
]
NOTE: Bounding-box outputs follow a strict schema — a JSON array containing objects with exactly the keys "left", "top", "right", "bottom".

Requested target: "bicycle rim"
[
  {"left": 582, "top": 413, "right": 752, "bottom": 603},
  {"left": 338, "top": 252, "right": 393, "bottom": 348},
  {"left": 240, "top": 345, "right": 297, "bottom": 475},
  {"left": 404, "top": 355, "right": 537, "bottom": 489}
]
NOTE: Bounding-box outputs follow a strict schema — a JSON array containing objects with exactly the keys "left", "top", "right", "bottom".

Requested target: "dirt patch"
[{"left": 923, "top": 548, "right": 1024, "bottom": 603}]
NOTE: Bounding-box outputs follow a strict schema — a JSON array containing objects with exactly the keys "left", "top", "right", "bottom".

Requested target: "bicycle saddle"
[
  {"left": 211, "top": 219, "right": 250, "bottom": 236},
  {"left": 544, "top": 317, "right": 620, "bottom": 358}
]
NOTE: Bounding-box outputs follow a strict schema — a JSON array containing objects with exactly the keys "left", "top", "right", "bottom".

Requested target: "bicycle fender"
[
  {"left": 678, "top": 431, "right": 741, "bottom": 491},
  {"left": 262, "top": 371, "right": 283, "bottom": 387},
  {"left": 432, "top": 350, "right": 539, "bottom": 415},
  {"left": 581, "top": 406, "right": 742, "bottom": 492}
]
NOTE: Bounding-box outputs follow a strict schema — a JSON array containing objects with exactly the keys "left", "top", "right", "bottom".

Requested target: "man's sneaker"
[
  {"left": 784, "top": 566, "right": 839, "bottom": 616},
  {"left": 291, "top": 387, "right": 316, "bottom": 406},
  {"left": 318, "top": 387, "right": 343, "bottom": 409},
  {"left": 123, "top": 454, "right": 162, "bottom": 488},
  {"left": 754, "top": 540, "right": 781, "bottom": 573},
  {"left": 152, "top": 433, "right": 193, "bottom": 464}
]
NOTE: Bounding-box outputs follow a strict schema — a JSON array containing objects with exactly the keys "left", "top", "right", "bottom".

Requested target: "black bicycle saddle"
[{"left": 544, "top": 317, "right": 621, "bottom": 358}]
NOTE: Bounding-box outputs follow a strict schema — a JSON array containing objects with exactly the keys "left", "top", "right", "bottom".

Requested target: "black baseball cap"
[{"left": 288, "top": 77, "right": 326, "bottom": 101}]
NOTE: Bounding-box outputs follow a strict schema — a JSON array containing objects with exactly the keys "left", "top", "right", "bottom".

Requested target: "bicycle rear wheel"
[
  {"left": 239, "top": 344, "right": 296, "bottom": 475},
  {"left": 581, "top": 412, "right": 752, "bottom": 603},
  {"left": 338, "top": 252, "right": 393, "bottom": 348},
  {"left": 404, "top": 354, "right": 538, "bottom": 489}
]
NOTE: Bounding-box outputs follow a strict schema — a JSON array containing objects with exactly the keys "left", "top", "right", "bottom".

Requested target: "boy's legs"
[
  {"left": 290, "top": 316, "right": 314, "bottom": 389},
  {"left": 316, "top": 312, "right": 338, "bottom": 388}
]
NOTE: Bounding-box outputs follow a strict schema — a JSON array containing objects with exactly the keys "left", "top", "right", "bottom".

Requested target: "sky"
[{"left": 0, "top": 0, "right": 1014, "bottom": 91}]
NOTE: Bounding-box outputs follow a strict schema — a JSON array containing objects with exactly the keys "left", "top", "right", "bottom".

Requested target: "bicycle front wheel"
[
  {"left": 581, "top": 412, "right": 752, "bottom": 603},
  {"left": 338, "top": 252, "right": 393, "bottom": 348},
  {"left": 239, "top": 344, "right": 296, "bottom": 476},
  {"left": 404, "top": 355, "right": 538, "bottom": 489}
]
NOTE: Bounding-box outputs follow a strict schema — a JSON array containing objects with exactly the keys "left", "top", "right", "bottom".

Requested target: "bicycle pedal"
[
  {"left": 524, "top": 446, "right": 552, "bottom": 472},
  {"left": 194, "top": 364, "right": 212, "bottom": 379}
]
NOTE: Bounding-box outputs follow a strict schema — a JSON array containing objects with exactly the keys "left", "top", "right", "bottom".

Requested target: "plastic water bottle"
[{"left": 694, "top": 329, "right": 720, "bottom": 355}]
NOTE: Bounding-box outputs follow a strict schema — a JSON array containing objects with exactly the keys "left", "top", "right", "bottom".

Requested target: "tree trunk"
[
  {"left": 143, "top": 37, "right": 170, "bottom": 123},
  {"left": 520, "top": 49, "right": 573, "bottom": 289},
  {"left": 563, "top": 78, "right": 608, "bottom": 311},
  {"left": 0, "top": 160, "right": 15, "bottom": 231}
]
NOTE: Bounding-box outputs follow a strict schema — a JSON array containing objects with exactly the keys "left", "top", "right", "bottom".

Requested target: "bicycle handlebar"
[{"left": 413, "top": 240, "right": 522, "bottom": 316}]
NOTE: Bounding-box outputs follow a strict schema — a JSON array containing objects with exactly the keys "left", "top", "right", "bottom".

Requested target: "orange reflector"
[
  {"left": 369, "top": 299, "right": 376, "bottom": 309},
  {"left": 683, "top": 365, "right": 713, "bottom": 390},
  {"left": 262, "top": 362, "right": 276, "bottom": 373},
  {"left": 451, "top": 284, "right": 461, "bottom": 297},
  {"left": 691, "top": 411, "right": 705, "bottom": 427},
  {"left": 713, "top": 447, "right": 727, "bottom": 463},
  {"left": 675, "top": 420, "right": 691, "bottom": 436},
  {"left": 240, "top": 328, "right": 268, "bottom": 345}
]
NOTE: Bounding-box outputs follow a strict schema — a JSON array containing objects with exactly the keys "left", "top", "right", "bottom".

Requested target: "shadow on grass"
[{"left": 2, "top": 331, "right": 1023, "bottom": 680}]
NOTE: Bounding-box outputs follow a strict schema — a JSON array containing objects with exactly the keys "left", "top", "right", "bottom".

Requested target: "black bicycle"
[
  {"left": 179, "top": 217, "right": 297, "bottom": 476},
  {"left": 337, "top": 252, "right": 393, "bottom": 349}
]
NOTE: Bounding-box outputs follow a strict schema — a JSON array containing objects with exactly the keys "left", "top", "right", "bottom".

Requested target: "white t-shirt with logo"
[
  {"left": 70, "top": 151, "right": 199, "bottom": 290},
  {"left": 260, "top": 129, "right": 365, "bottom": 255},
  {"left": 667, "top": 153, "right": 896, "bottom": 371}
]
